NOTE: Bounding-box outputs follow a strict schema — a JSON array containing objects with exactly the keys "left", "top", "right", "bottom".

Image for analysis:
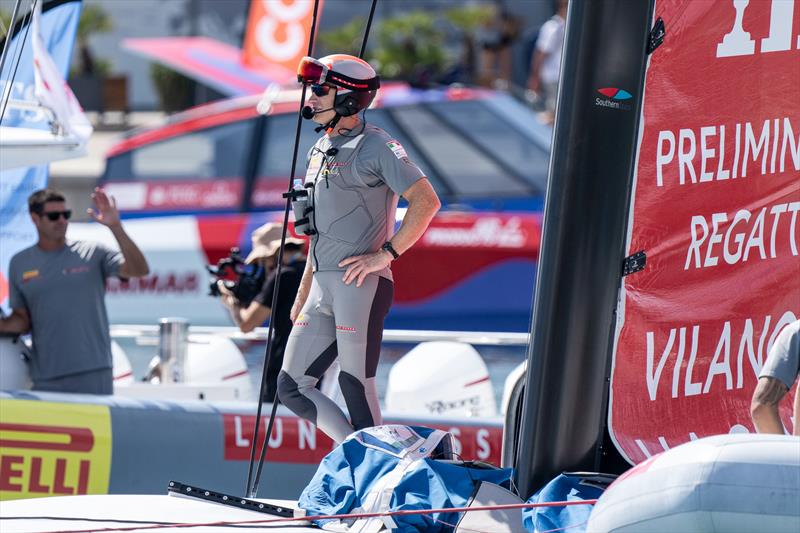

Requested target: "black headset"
[{"left": 333, "top": 88, "right": 377, "bottom": 117}]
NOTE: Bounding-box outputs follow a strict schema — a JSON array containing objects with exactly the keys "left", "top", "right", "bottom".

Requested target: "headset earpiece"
[
  {"left": 334, "top": 91, "right": 375, "bottom": 117},
  {"left": 333, "top": 94, "right": 357, "bottom": 117}
]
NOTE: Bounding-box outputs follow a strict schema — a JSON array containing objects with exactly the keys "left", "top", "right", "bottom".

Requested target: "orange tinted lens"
[{"left": 297, "top": 57, "right": 325, "bottom": 84}]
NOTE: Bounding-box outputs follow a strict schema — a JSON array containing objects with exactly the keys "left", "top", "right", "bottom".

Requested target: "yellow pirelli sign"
[{"left": 0, "top": 399, "right": 112, "bottom": 500}]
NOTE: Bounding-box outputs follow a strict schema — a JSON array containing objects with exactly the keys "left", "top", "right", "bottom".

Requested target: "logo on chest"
[
  {"left": 22, "top": 270, "right": 40, "bottom": 283},
  {"left": 63, "top": 266, "right": 90, "bottom": 276}
]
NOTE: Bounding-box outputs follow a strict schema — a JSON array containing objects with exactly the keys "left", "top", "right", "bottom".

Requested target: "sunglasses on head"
[
  {"left": 310, "top": 84, "right": 332, "bottom": 96},
  {"left": 42, "top": 210, "right": 72, "bottom": 221}
]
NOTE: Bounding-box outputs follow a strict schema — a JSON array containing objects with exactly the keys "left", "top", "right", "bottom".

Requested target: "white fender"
[
  {"left": 1, "top": 337, "right": 132, "bottom": 390},
  {"left": 587, "top": 433, "right": 800, "bottom": 533},
  {"left": 385, "top": 341, "right": 496, "bottom": 417},
  {"left": 0, "top": 336, "right": 31, "bottom": 390},
  {"left": 111, "top": 340, "right": 134, "bottom": 386},
  {"left": 184, "top": 334, "right": 253, "bottom": 398}
]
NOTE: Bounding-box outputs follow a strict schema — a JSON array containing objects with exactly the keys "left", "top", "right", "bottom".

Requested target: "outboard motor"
[
  {"left": 111, "top": 340, "right": 134, "bottom": 386},
  {"left": 386, "top": 341, "right": 496, "bottom": 418},
  {"left": 0, "top": 335, "right": 31, "bottom": 390}
]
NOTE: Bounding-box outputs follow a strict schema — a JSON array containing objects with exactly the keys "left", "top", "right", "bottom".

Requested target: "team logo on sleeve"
[{"left": 386, "top": 140, "right": 408, "bottom": 159}]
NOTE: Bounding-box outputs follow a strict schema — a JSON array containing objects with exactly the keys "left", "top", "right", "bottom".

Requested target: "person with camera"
[
  {"left": 277, "top": 55, "right": 441, "bottom": 443},
  {"left": 0, "top": 188, "right": 149, "bottom": 394},
  {"left": 218, "top": 222, "right": 306, "bottom": 401}
]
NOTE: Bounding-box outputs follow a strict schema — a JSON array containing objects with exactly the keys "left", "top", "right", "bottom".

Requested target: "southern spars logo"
[{"left": 595, "top": 87, "right": 633, "bottom": 110}]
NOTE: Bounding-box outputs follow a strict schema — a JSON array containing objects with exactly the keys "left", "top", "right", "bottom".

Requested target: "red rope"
[{"left": 34, "top": 499, "right": 598, "bottom": 533}]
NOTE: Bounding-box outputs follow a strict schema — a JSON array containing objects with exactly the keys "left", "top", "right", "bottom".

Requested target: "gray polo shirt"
[
  {"left": 8, "top": 241, "right": 123, "bottom": 380},
  {"left": 759, "top": 320, "right": 800, "bottom": 389},
  {"left": 304, "top": 124, "right": 426, "bottom": 280}
]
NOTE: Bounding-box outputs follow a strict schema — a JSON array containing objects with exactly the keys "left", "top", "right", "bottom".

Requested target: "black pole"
[
  {"left": 513, "top": 0, "right": 655, "bottom": 498},
  {"left": 359, "top": 0, "right": 378, "bottom": 59},
  {"left": 245, "top": 0, "right": 322, "bottom": 499}
]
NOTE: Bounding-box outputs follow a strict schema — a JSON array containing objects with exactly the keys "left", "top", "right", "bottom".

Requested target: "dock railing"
[{"left": 110, "top": 324, "right": 530, "bottom": 347}]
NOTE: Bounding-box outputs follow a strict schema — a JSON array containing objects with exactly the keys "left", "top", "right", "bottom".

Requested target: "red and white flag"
[{"left": 32, "top": 1, "right": 92, "bottom": 143}]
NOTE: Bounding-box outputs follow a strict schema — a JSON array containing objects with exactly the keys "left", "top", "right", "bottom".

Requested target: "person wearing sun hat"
[
  {"left": 219, "top": 222, "right": 306, "bottom": 400},
  {"left": 244, "top": 222, "right": 305, "bottom": 266}
]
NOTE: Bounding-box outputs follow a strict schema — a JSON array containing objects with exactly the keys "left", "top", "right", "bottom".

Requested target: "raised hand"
[{"left": 87, "top": 187, "right": 121, "bottom": 227}]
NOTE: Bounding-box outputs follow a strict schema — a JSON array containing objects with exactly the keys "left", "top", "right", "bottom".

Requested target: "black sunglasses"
[
  {"left": 310, "top": 84, "right": 332, "bottom": 96},
  {"left": 43, "top": 210, "right": 72, "bottom": 221}
]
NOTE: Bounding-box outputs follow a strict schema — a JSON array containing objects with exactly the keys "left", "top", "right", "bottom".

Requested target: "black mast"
[{"left": 514, "top": 0, "right": 656, "bottom": 497}]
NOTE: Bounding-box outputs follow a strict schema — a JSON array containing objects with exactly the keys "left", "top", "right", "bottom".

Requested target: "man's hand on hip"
[{"left": 339, "top": 251, "right": 391, "bottom": 287}]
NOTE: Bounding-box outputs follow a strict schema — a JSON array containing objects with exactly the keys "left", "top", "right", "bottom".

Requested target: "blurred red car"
[{"left": 101, "top": 83, "right": 551, "bottom": 216}]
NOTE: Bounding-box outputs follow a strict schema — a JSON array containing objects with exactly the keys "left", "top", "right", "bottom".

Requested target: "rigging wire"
[
  {"left": 0, "top": 0, "right": 36, "bottom": 125},
  {"left": 0, "top": 0, "right": 26, "bottom": 84},
  {"left": 243, "top": 0, "right": 322, "bottom": 499}
]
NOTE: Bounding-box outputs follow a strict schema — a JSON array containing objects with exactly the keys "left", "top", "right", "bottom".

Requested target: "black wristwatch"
[{"left": 381, "top": 241, "right": 400, "bottom": 260}]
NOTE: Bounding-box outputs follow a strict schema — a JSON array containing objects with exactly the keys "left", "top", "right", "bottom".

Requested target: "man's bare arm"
[
  {"left": 290, "top": 258, "right": 313, "bottom": 322},
  {"left": 111, "top": 224, "right": 150, "bottom": 278},
  {"left": 0, "top": 308, "right": 31, "bottom": 334},
  {"left": 89, "top": 188, "right": 149, "bottom": 278},
  {"left": 751, "top": 376, "right": 788, "bottom": 434},
  {"left": 388, "top": 178, "right": 440, "bottom": 255},
  {"left": 229, "top": 300, "right": 271, "bottom": 334}
]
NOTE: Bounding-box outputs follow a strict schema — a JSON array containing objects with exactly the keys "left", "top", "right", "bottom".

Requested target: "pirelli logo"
[{"left": 0, "top": 400, "right": 112, "bottom": 501}]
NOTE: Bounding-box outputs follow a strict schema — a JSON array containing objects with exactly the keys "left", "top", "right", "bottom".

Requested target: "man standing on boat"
[
  {"left": 751, "top": 320, "right": 800, "bottom": 435},
  {"left": 277, "top": 55, "right": 440, "bottom": 442},
  {"left": 0, "top": 188, "right": 149, "bottom": 394}
]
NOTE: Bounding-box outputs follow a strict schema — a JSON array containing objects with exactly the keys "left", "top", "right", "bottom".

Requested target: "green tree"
[
  {"left": 317, "top": 5, "right": 499, "bottom": 86},
  {"left": 317, "top": 17, "right": 364, "bottom": 57},
  {"left": 370, "top": 11, "right": 447, "bottom": 84},
  {"left": 443, "top": 4, "right": 494, "bottom": 34},
  {"left": 443, "top": 5, "right": 496, "bottom": 84},
  {"left": 0, "top": 9, "right": 11, "bottom": 36},
  {"left": 150, "top": 63, "right": 194, "bottom": 112},
  {"left": 75, "top": 4, "right": 112, "bottom": 76}
]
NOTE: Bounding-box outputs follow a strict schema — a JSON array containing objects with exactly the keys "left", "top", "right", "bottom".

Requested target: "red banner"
[
  {"left": 242, "top": 0, "right": 322, "bottom": 75},
  {"left": 609, "top": 0, "right": 800, "bottom": 464},
  {"left": 223, "top": 414, "right": 503, "bottom": 465}
]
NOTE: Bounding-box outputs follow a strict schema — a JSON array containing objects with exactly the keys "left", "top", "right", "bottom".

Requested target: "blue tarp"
[
  {"left": 299, "top": 425, "right": 513, "bottom": 532},
  {"left": 522, "top": 473, "right": 613, "bottom": 533}
]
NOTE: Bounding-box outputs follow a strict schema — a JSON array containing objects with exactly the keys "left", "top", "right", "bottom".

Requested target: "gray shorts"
[{"left": 33, "top": 367, "right": 113, "bottom": 395}]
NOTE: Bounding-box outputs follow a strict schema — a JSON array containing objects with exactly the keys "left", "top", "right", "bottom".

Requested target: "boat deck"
[{"left": 0, "top": 494, "right": 319, "bottom": 532}]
